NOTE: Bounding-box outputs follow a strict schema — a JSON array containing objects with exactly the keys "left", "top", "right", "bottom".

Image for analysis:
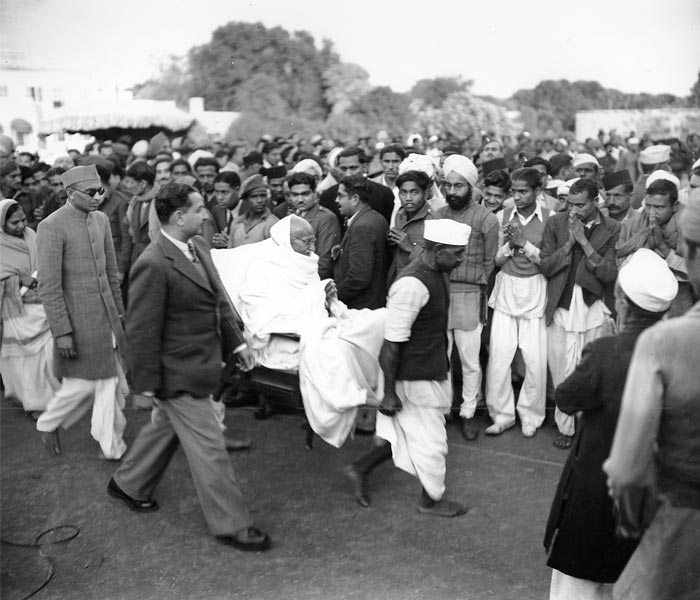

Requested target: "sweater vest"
[
  {"left": 396, "top": 262, "right": 449, "bottom": 381},
  {"left": 500, "top": 206, "right": 550, "bottom": 278}
]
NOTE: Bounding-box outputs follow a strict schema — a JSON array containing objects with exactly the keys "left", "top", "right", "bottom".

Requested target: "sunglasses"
[{"left": 70, "top": 186, "right": 105, "bottom": 197}]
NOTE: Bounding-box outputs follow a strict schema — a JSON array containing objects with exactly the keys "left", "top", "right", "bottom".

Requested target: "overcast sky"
[{"left": 2, "top": 0, "right": 699, "bottom": 99}]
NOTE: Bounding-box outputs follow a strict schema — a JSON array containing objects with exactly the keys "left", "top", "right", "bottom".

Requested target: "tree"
[
  {"left": 410, "top": 76, "right": 472, "bottom": 109},
  {"left": 691, "top": 70, "right": 700, "bottom": 107},
  {"left": 132, "top": 56, "right": 192, "bottom": 108},
  {"left": 188, "top": 21, "right": 336, "bottom": 119},
  {"left": 350, "top": 87, "right": 414, "bottom": 136},
  {"left": 322, "top": 62, "right": 371, "bottom": 115}
]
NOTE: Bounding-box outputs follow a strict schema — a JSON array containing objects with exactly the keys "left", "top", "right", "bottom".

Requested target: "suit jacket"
[
  {"left": 543, "top": 318, "right": 657, "bottom": 582},
  {"left": 37, "top": 203, "right": 126, "bottom": 379},
  {"left": 333, "top": 205, "right": 389, "bottom": 309},
  {"left": 540, "top": 210, "right": 620, "bottom": 325},
  {"left": 98, "top": 188, "right": 130, "bottom": 274},
  {"left": 320, "top": 179, "right": 394, "bottom": 231},
  {"left": 126, "top": 233, "right": 245, "bottom": 399}
]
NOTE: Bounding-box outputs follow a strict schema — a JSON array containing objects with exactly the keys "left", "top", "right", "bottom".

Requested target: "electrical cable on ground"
[{"left": 1, "top": 525, "right": 80, "bottom": 600}]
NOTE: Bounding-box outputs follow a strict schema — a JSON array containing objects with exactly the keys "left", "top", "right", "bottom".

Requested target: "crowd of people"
[{"left": 0, "top": 126, "right": 699, "bottom": 598}]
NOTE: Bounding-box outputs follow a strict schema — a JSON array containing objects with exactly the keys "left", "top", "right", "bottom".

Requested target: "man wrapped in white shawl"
[{"left": 212, "top": 215, "right": 386, "bottom": 447}]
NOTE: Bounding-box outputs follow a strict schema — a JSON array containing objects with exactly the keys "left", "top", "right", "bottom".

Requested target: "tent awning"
[{"left": 10, "top": 118, "right": 33, "bottom": 134}]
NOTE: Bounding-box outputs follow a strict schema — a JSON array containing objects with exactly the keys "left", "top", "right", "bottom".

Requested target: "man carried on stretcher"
[{"left": 212, "top": 215, "right": 386, "bottom": 448}]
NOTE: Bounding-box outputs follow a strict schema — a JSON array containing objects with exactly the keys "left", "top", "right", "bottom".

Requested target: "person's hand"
[
  {"left": 388, "top": 228, "right": 412, "bottom": 251},
  {"left": 236, "top": 346, "right": 255, "bottom": 371},
  {"left": 324, "top": 280, "right": 338, "bottom": 306},
  {"left": 117, "top": 271, "right": 125, "bottom": 283},
  {"left": 56, "top": 333, "right": 76, "bottom": 358},
  {"left": 650, "top": 225, "right": 670, "bottom": 257},
  {"left": 506, "top": 222, "right": 526, "bottom": 248},
  {"left": 378, "top": 391, "right": 403, "bottom": 416},
  {"left": 211, "top": 232, "right": 229, "bottom": 249},
  {"left": 33, "top": 205, "right": 44, "bottom": 222},
  {"left": 330, "top": 244, "right": 341, "bottom": 261},
  {"left": 569, "top": 215, "right": 586, "bottom": 245},
  {"left": 19, "top": 273, "right": 36, "bottom": 287}
]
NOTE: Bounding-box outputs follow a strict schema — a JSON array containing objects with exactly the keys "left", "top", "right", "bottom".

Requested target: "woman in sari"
[{"left": 0, "top": 199, "right": 58, "bottom": 417}]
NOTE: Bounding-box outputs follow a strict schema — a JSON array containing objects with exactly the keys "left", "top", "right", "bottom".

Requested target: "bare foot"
[
  {"left": 40, "top": 430, "right": 60, "bottom": 455},
  {"left": 343, "top": 465, "right": 370, "bottom": 507}
]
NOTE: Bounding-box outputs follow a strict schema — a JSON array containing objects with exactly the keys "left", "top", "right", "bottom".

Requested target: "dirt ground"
[{"left": 1, "top": 398, "right": 566, "bottom": 600}]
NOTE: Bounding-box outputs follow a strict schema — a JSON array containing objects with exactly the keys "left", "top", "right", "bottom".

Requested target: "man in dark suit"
[
  {"left": 332, "top": 174, "right": 389, "bottom": 310},
  {"left": 544, "top": 248, "right": 678, "bottom": 598},
  {"left": 540, "top": 178, "right": 620, "bottom": 449},
  {"left": 320, "top": 147, "right": 394, "bottom": 229},
  {"left": 108, "top": 182, "right": 271, "bottom": 552}
]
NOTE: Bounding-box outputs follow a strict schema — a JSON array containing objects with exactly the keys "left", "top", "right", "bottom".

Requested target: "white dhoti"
[
  {"left": 550, "top": 569, "right": 613, "bottom": 600},
  {"left": 299, "top": 307, "right": 386, "bottom": 447},
  {"left": 36, "top": 352, "right": 128, "bottom": 459},
  {"left": 486, "top": 272, "right": 548, "bottom": 429},
  {"left": 0, "top": 304, "right": 59, "bottom": 412},
  {"left": 376, "top": 379, "right": 451, "bottom": 500},
  {"left": 547, "top": 287, "right": 615, "bottom": 436}
]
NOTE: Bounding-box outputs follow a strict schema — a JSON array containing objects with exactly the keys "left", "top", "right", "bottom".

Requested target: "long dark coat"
[
  {"left": 542, "top": 317, "right": 659, "bottom": 582},
  {"left": 37, "top": 203, "right": 126, "bottom": 380}
]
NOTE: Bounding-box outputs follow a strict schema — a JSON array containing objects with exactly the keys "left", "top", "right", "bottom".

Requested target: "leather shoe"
[
  {"left": 217, "top": 527, "right": 271, "bottom": 552},
  {"left": 107, "top": 478, "right": 159, "bottom": 512},
  {"left": 225, "top": 436, "right": 252, "bottom": 451},
  {"left": 460, "top": 417, "right": 479, "bottom": 441},
  {"left": 343, "top": 464, "right": 370, "bottom": 507}
]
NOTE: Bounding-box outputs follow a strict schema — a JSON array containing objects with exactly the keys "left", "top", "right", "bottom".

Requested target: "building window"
[{"left": 27, "top": 86, "right": 43, "bottom": 101}]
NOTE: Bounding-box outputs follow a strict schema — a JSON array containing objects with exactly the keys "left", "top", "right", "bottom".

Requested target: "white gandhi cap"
[{"left": 424, "top": 219, "right": 471, "bottom": 246}]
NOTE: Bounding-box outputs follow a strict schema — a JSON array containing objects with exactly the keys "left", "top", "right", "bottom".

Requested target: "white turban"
[
  {"left": 646, "top": 170, "right": 680, "bottom": 190},
  {"left": 442, "top": 155, "right": 478, "bottom": 187},
  {"left": 398, "top": 153, "right": 438, "bottom": 179},
  {"left": 558, "top": 177, "right": 579, "bottom": 196},
  {"left": 573, "top": 153, "right": 600, "bottom": 168},
  {"left": 618, "top": 248, "right": 678, "bottom": 312},
  {"left": 328, "top": 147, "right": 344, "bottom": 168},
  {"left": 424, "top": 219, "right": 471, "bottom": 246},
  {"left": 132, "top": 140, "right": 149, "bottom": 158},
  {"left": 187, "top": 149, "right": 214, "bottom": 168},
  {"left": 691, "top": 157, "right": 700, "bottom": 172},
  {"left": 290, "top": 158, "right": 323, "bottom": 181},
  {"left": 640, "top": 144, "right": 670, "bottom": 165}
]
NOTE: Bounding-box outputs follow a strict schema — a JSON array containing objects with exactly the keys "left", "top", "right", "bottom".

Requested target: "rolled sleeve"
[{"left": 384, "top": 277, "right": 430, "bottom": 343}]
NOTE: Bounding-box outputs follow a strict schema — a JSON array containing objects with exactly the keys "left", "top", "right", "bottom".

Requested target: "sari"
[{"left": 0, "top": 199, "right": 59, "bottom": 411}]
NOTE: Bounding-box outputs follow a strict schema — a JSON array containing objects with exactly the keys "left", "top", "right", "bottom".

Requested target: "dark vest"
[{"left": 396, "top": 261, "right": 449, "bottom": 381}]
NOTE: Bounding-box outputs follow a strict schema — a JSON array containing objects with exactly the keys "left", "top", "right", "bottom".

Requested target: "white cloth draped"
[{"left": 212, "top": 216, "right": 386, "bottom": 447}]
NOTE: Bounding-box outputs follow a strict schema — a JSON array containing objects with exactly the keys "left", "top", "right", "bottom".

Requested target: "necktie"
[{"left": 187, "top": 240, "right": 209, "bottom": 283}]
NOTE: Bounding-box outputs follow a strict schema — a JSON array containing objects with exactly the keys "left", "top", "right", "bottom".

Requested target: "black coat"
[
  {"left": 332, "top": 205, "right": 389, "bottom": 310},
  {"left": 320, "top": 180, "right": 394, "bottom": 231},
  {"left": 543, "top": 317, "right": 659, "bottom": 582}
]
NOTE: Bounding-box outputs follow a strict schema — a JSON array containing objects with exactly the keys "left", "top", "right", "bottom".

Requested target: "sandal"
[{"left": 553, "top": 433, "right": 574, "bottom": 450}]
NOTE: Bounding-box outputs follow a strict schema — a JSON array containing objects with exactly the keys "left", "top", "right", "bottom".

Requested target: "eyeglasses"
[
  {"left": 69, "top": 186, "right": 105, "bottom": 197},
  {"left": 292, "top": 236, "right": 316, "bottom": 246},
  {"left": 441, "top": 182, "right": 469, "bottom": 193},
  {"left": 337, "top": 193, "right": 352, "bottom": 199}
]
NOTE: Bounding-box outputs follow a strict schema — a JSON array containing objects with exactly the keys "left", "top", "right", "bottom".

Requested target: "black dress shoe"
[
  {"left": 107, "top": 478, "right": 159, "bottom": 512},
  {"left": 217, "top": 527, "right": 271, "bottom": 552},
  {"left": 40, "top": 430, "right": 60, "bottom": 455},
  {"left": 460, "top": 417, "right": 479, "bottom": 441}
]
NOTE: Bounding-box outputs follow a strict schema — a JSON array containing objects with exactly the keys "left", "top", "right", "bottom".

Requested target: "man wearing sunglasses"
[{"left": 35, "top": 165, "right": 128, "bottom": 460}]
